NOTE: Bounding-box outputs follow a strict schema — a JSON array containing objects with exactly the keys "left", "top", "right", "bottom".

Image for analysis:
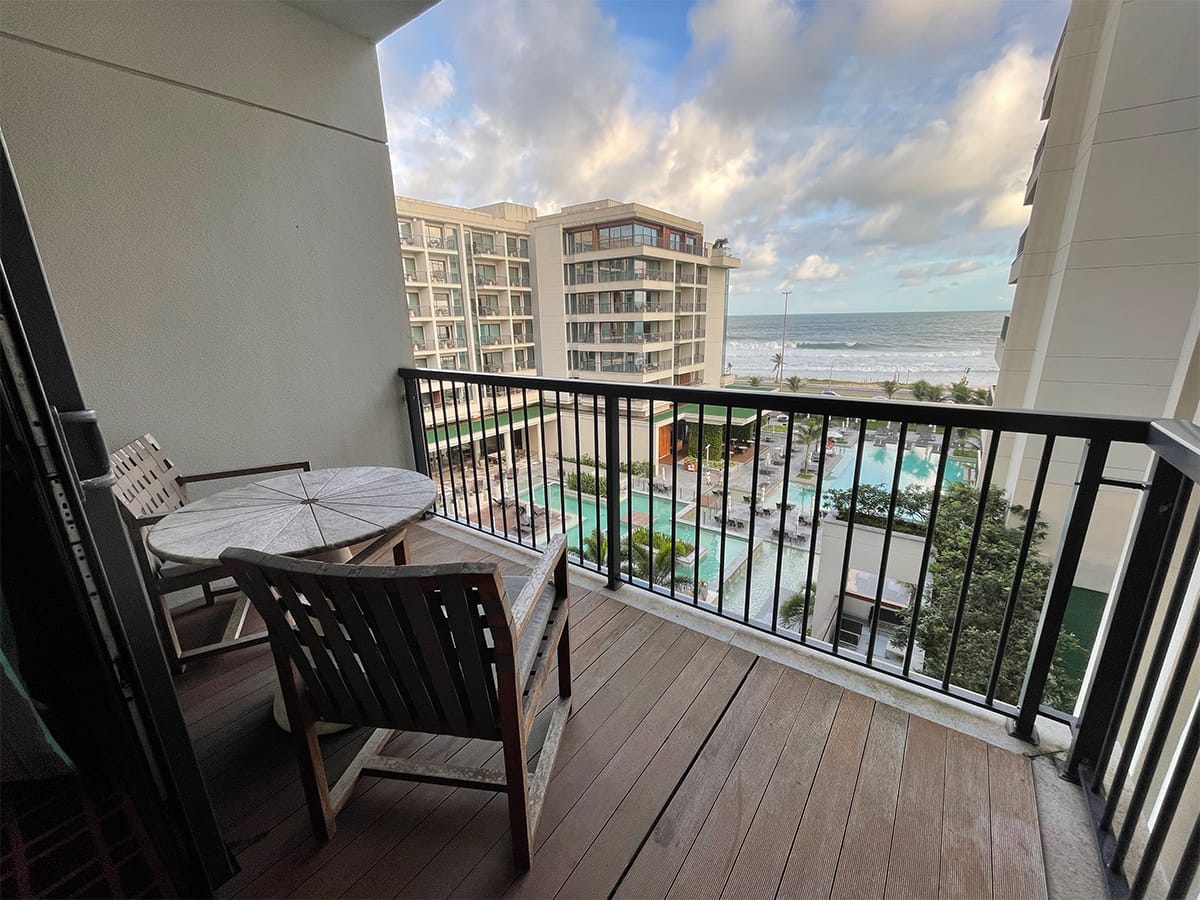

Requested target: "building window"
[
  {"left": 633, "top": 223, "right": 660, "bottom": 247},
  {"left": 567, "top": 231, "right": 593, "bottom": 253}
]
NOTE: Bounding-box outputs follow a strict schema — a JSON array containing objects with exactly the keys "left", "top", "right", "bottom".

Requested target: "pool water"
[
  {"left": 523, "top": 483, "right": 747, "bottom": 587},
  {"left": 720, "top": 541, "right": 813, "bottom": 626}
]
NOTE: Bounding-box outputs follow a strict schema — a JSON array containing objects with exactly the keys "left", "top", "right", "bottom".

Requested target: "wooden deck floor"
[{"left": 174, "top": 522, "right": 1048, "bottom": 899}]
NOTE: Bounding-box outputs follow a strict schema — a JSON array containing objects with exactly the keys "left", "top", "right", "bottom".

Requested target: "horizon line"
[{"left": 727, "top": 307, "right": 1010, "bottom": 317}]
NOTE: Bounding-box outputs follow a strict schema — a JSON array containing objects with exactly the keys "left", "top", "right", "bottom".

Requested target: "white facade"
[
  {"left": 994, "top": 0, "right": 1200, "bottom": 592},
  {"left": 1, "top": 0, "right": 420, "bottom": 473}
]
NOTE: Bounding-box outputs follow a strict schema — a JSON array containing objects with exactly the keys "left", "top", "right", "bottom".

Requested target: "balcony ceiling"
[{"left": 284, "top": 0, "right": 438, "bottom": 41}]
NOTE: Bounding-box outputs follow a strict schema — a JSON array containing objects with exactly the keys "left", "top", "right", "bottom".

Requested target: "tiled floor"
[{"left": 173, "top": 521, "right": 1047, "bottom": 899}]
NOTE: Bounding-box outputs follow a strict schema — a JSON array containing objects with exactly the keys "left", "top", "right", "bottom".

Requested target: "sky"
[{"left": 378, "top": 0, "right": 1067, "bottom": 316}]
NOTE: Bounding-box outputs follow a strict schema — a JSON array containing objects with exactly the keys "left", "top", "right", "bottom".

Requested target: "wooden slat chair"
[
  {"left": 220, "top": 534, "right": 573, "bottom": 871},
  {"left": 110, "top": 433, "right": 310, "bottom": 672}
]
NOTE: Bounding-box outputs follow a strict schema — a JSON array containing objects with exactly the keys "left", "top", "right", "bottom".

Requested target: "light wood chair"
[
  {"left": 220, "top": 534, "right": 573, "bottom": 870},
  {"left": 110, "top": 433, "right": 310, "bottom": 672}
]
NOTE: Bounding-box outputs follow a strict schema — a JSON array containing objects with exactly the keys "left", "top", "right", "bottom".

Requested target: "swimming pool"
[
  {"left": 522, "top": 483, "right": 747, "bottom": 587},
  {"left": 720, "top": 541, "right": 814, "bottom": 625}
]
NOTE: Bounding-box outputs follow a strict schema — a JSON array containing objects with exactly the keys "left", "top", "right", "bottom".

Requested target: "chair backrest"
[
  {"left": 221, "top": 548, "right": 515, "bottom": 741},
  {"left": 110, "top": 433, "right": 188, "bottom": 524}
]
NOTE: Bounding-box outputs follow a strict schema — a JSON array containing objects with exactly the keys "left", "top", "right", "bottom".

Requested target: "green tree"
[
  {"left": 910, "top": 379, "right": 944, "bottom": 402},
  {"left": 580, "top": 527, "right": 606, "bottom": 564},
  {"left": 948, "top": 382, "right": 980, "bottom": 404},
  {"left": 880, "top": 379, "right": 899, "bottom": 399},
  {"left": 771, "top": 352, "right": 784, "bottom": 383},
  {"left": 786, "top": 375, "right": 803, "bottom": 392},
  {"left": 797, "top": 415, "right": 824, "bottom": 474},
  {"left": 892, "top": 482, "right": 1085, "bottom": 710},
  {"left": 779, "top": 586, "right": 816, "bottom": 629},
  {"left": 621, "top": 526, "right": 694, "bottom": 587},
  {"left": 971, "top": 387, "right": 991, "bottom": 405},
  {"left": 748, "top": 375, "right": 763, "bottom": 387}
]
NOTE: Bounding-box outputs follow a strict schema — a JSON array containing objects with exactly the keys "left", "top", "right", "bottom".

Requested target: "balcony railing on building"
[
  {"left": 434, "top": 304, "right": 464, "bottom": 317},
  {"left": 425, "top": 235, "right": 459, "bottom": 251},
  {"left": 399, "top": 233, "right": 424, "bottom": 247},
  {"left": 397, "top": 364, "right": 1200, "bottom": 900},
  {"left": 512, "top": 303, "right": 533, "bottom": 316},
  {"left": 568, "top": 300, "right": 674, "bottom": 315},
  {"left": 477, "top": 304, "right": 510, "bottom": 317}
]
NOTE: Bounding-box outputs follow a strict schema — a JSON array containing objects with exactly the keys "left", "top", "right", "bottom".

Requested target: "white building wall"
[
  {"left": 994, "top": 0, "right": 1200, "bottom": 592},
  {"left": 0, "top": 0, "right": 413, "bottom": 472}
]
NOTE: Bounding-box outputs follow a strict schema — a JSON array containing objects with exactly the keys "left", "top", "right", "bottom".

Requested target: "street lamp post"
[{"left": 779, "top": 290, "right": 792, "bottom": 384}]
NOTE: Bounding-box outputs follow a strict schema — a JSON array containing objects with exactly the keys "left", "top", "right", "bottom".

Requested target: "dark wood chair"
[
  {"left": 109, "top": 433, "right": 310, "bottom": 672},
  {"left": 220, "top": 534, "right": 573, "bottom": 870}
]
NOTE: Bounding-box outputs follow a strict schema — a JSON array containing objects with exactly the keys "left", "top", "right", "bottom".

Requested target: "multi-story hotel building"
[
  {"left": 993, "top": 0, "right": 1199, "bottom": 595},
  {"left": 397, "top": 195, "right": 740, "bottom": 465}
]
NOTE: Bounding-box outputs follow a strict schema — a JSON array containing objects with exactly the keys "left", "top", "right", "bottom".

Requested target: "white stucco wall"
[{"left": 0, "top": 0, "right": 413, "bottom": 473}]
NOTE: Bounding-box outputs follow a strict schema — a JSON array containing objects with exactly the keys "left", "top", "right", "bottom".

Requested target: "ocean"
[{"left": 722, "top": 309, "right": 1006, "bottom": 387}]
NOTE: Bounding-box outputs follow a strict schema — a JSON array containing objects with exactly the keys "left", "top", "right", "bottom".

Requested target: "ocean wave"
[{"left": 726, "top": 339, "right": 873, "bottom": 350}]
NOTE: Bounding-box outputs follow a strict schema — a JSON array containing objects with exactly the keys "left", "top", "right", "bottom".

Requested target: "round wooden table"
[
  {"left": 147, "top": 466, "right": 436, "bottom": 566},
  {"left": 148, "top": 466, "right": 436, "bottom": 733}
]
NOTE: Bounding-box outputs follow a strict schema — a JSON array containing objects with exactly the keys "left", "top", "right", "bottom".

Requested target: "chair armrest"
[
  {"left": 510, "top": 534, "right": 567, "bottom": 638},
  {"left": 133, "top": 513, "right": 168, "bottom": 528},
  {"left": 178, "top": 460, "right": 311, "bottom": 484}
]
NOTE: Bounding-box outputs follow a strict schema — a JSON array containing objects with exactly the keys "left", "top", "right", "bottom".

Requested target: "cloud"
[
  {"left": 790, "top": 254, "right": 842, "bottom": 281},
  {"left": 898, "top": 259, "right": 987, "bottom": 286},
  {"left": 379, "top": 0, "right": 1061, "bottom": 314}
]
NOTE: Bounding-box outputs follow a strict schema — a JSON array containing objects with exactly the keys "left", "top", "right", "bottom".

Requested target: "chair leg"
[
  {"left": 503, "top": 740, "right": 533, "bottom": 871},
  {"left": 557, "top": 616, "right": 572, "bottom": 699},
  {"left": 149, "top": 592, "right": 186, "bottom": 675},
  {"left": 392, "top": 534, "right": 408, "bottom": 566},
  {"left": 275, "top": 649, "right": 335, "bottom": 840},
  {"left": 202, "top": 582, "right": 216, "bottom": 606}
]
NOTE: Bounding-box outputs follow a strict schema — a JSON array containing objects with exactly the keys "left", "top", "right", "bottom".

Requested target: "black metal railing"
[{"left": 398, "top": 366, "right": 1197, "bottom": 897}]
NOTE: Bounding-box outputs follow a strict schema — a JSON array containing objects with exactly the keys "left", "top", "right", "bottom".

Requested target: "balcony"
[
  {"left": 477, "top": 304, "right": 510, "bottom": 318},
  {"left": 507, "top": 244, "right": 530, "bottom": 259},
  {"left": 475, "top": 273, "right": 509, "bottom": 287},
  {"left": 425, "top": 235, "right": 459, "bottom": 252},
  {"left": 509, "top": 276, "right": 532, "bottom": 288},
  {"left": 397, "top": 367, "right": 1200, "bottom": 900},
  {"left": 1010, "top": 228, "right": 1028, "bottom": 285},
  {"left": 433, "top": 304, "right": 465, "bottom": 317},
  {"left": 995, "top": 314, "right": 1011, "bottom": 365},
  {"left": 399, "top": 233, "right": 424, "bottom": 247},
  {"left": 567, "top": 301, "right": 674, "bottom": 317},
  {"left": 411, "top": 339, "right": 437, "bottom": 353},
  {"left": 512, "top": 303, "right": 534, "bottom": 316},
  {"left": 471, "top": 241, "right": 504, "bottom": 257},
  {"left": 405, "top": 268, "right": 428, "bottom": 284},
  {"left": 429, "top": 269, "right": 459, "bottom": 284},
  {"left": 406, "top": 304, "right": 434, "bottom": 318}
]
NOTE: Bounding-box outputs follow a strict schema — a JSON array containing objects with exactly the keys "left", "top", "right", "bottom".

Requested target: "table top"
[{"left": 147, "top": 466, "right": 437, "bottom": 566}]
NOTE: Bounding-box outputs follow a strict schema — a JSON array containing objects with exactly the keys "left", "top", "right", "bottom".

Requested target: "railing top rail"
[
  {"left": 1148, "top": 418, "right": 1200, "bottom": 482},
  {"left": 397, "top": 366, "right": 1153, "bottom": 441}
]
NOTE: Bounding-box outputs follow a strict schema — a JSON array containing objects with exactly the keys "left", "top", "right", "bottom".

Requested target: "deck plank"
[
  {"left": 662, "top": 667, "right": 813, "bottom": 900},
  {"left": 162, "top": 523, "right": 1051, "bottom": 900},
  {"left": 885, "top": 715, "right": 947, "bottom": 900},
  {"left": 829, "top": 702, "right": 909, "bottom": 900},
  {"left": 721, "top": 677, "right": 843, "bottom": 899},
  {"left": 989, "top": 744, "right": 1047, "bottom": 900},
  {"left": 777, "top": 690, "right": 876, "bottom": 898},
  {"left": 617, "top": 663, "right": 802, "bottom": 899},
  {"left": 940, "top": 730, "right": 993, "bottom": 899}
]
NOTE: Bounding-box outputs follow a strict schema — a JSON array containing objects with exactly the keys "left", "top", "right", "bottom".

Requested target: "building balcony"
[
  {"left": 475, "top": 274, "right": 508, "bottom": 287},
  {"left": 471, "top": 242, "right": 505, "bottom": 257},
  {"left": 429, "top": 270, "right": 460, "bottom": 284},
  {"left": 512, "top": 303, "right": 534, "bottom": 316},
  {"left": 399, "top": 233, "right": 424, "bottom": 247},
  {"left": 411, "top": 339, "right": 437, "bottom": 353},
  {"left": 477, "top": 305, "right": 510, "bottom": 318},
  {"left": 425, "top": 236, "right": 459, "bottom": 252},
  {"left": 405, "top": 269, "right": 428, "bottom": 284},
  {"left": 392, "top": 366, "right": 1200, "bottom": 900},
  {"left": 433, "top": 304, "right": 465, "bottom": 317},
  {"left": 995, "top": 314, "right": 1011, "bottom": 365},
  {"left": 406, "top": 304, "right": 434, "bottom": 318},
  {"left": 567, "top": 302, "right": 674, "bottom": 318},
  {"left": 509, "top": 276, "right": 532, "bottom": 288},
  {"left": 1010, "top": 228, "right": 1027, "bottom": 285},
  {"left": 507, "top": 245, "right": 530, "bottom": 259}
]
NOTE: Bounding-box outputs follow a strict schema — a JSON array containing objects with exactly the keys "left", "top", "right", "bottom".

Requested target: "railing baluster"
[
  {"left": 943, "top": 428, "right": 1002, "bottom": 690},
  {"left": 522, "top": 388, "right": 537, "bottom": 549},
  {"left": 1066, "top": 460, "right": 1189, "bottom": 782},
  {"left": 717, "top": 406, "right": 733, "bottom": 618},
  {"left": 431, "top": 379, "right": 449, "bottom": 517},
  {"left": 647, "top": 398, "right": 656, "bottom": 591},
  {"left": 1126, "top": 665, "right": 1200, "bottom": 898},
  {"left": 537, "top": 389, "right": 551, "bottom": 545},
  {"left": 604, "top": 394, "right": 622, "bottom": 589},
  {"left": 463, "top": 383, "right": 484, "bottom": 529},
  {"left": 693, "top": 403, "right": 705, "bottom": 605},
  {"left": 771, "top": 412, "right": 796, "bottom": 634},
  {"left": 446, "top": 382, "right": 471, "bottom": 526},
  {"left": 1166, "top": 812, "right": 1200, "bottom": 900},
  {"left": 1011, "top": 438, "right": 1111, "bottom": 742},
  {"left": 986, "top": 434, "right": 1055, "bottom": 706},
  {"left": 743, "top": 411, "right": 763, "bottom": 624},
  {"left": 833, "top": 419, "right": 868, "bottom": 655},
  {"left": 626, "top": 397, "right": 634, "bottom": 582},
  {"left": 802, "top": 416, "right": 830, "bottom": 643},
  {"left": 573, "top": 395, "right": 584, "bottom": 564},
  {"left": 491, "top": 385, "right": 509, "bottom": 539},
  {"left": 867, "top": 422, "right": 909, "bottom": 667},
  {"left": 1099, "top": 513, "right": 1200, "bottom": 830},
  {"left": 554, "top": 390, "right": 567, "bottom": 546},
  {"left": 670, "top": 401, "right": 679, "bottom": 602},
  {"left": 904, "top": 426, "right": 953, "bottom": 676},
  {"left": 594, "top": 394, "right": 605, "bottom": 576}
]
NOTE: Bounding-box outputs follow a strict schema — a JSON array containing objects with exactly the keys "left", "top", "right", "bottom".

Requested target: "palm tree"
[
  {"left": 948, "top": 382, "right": 975, "bottom": 404},
  {"left": 880, "top": 379, "right": 899, "bottom": 399},
  {"left": 779, "top": 585, "right": 816, "bottom": 629},
  {"left": 798, "top": 415, "right": 824, "bottom": 473},
  {"left": 771, "top": 352, "right": 784, "bottom": 383},
  {"left": 622, "top": 531, "right": 695, "bottom": 588},
  {"left": 581, "top": 527, "right": 606, "bottom": 564},
  {"left": 748, "top": 375, "right": 763, "bottom": 387},
  {"left": 786, "top": 375, "right": 802, "bottom": 392}
]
